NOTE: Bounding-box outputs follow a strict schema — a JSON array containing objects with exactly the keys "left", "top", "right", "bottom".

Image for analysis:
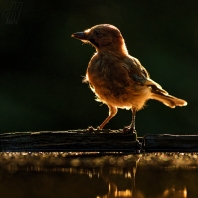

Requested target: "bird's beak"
[{"left": 71, "top": 32, "right": 88, "bottom": 40}]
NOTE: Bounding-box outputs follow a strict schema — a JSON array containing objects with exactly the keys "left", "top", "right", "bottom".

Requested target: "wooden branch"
[
  {"left": 0, "top": 130, "right": 139, "bottom": 152},
  {"left": 143, "top": 134, "right": 198, "bottom": 152},
  {"left": 1, "top": 130, "right": 198, "bottom": 153}
]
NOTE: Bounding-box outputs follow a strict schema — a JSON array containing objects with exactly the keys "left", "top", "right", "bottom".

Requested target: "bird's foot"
[
  {"left": 86, "top": 126, "right": 97, "bottom": 133},
  {"left": 123, "top": 126, "right": 137, "bottom": 134},
  {"left": 86, "top": 126, "right": 103, "bottom": 133},
  {"left": 86, "top": 126, "right": 111, "bottom": 133}
]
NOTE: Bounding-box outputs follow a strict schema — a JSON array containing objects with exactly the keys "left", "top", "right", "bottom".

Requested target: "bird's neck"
[{"left": 97, "top": 42, "right": 128, "bottom": 57}]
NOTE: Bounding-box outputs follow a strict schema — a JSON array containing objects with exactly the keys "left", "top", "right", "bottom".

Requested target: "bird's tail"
[
  {"left": 151, "top": 92, "right": 187, "bottom": 108},
  {"left": 146, "top": 79, "right": 187, "bottom": 108}
]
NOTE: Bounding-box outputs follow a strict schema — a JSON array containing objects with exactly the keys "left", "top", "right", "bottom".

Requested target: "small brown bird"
[{"left": 72, "top": 24, "right": 187, "bottom": 133}]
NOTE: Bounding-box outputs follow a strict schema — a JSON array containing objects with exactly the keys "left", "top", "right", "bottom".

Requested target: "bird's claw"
[
  {"left": 97, "top": 126, "right": 101, "bottom": 130},
  {"left": 86, "top": 126, "right": 102, "bottom": 133},
  {"left": 86, "top": 126, "right": 96, "bottom": 133},
  {"left": 123, "top": 126, "right": 137, "bottom": 134}
]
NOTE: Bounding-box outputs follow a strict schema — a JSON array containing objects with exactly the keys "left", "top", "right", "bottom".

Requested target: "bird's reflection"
[{"left": 97, "top": 165, "right": 137, "bottom": 198}]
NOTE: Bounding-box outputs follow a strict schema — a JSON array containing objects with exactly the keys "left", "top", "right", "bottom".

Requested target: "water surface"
[{"left": 0, "top": 152, "right": 197, "bottom": 197}]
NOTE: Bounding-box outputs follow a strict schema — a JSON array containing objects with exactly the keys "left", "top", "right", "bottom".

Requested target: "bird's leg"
[
  {"left": 123, "top": 108, "right": 137, "bottom": 134},
  {"left": 98, "top": 105, "right": 117, "bottom": 130}
]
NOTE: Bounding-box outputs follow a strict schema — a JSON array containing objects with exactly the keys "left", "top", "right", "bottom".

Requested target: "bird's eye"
[{"left": 94, "top": 30, "right": 101, "bottom": 37}]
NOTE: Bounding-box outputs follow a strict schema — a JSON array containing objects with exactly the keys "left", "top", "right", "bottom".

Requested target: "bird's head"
[{"left": 72, "top": 24, "right": 128, "bottom": 56}]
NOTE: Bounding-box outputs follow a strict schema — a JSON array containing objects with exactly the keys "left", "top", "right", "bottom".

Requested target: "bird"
[{"left": 71, "top": 24, "right": 187, "bottom": 133}]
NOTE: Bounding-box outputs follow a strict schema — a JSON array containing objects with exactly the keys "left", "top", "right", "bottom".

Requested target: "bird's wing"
[
  {"left": 122, "top": 56, "right": 168, "bottom": 95},
  {"left": 122, "top": 57, "right": 149, "bottom": 85}
]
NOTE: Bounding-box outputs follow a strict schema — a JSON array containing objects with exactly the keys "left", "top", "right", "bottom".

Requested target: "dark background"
[{"left": 0, "top": 0, "right": 197, "bottom": 136}]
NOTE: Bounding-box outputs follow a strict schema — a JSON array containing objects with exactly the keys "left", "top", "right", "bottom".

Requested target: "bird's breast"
[{"left": 86, "top": 55, "right": 151, "bottom": 110}]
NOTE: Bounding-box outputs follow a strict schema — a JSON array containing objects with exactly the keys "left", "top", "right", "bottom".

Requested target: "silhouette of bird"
[{"left": 72, "top": 24, "right": 187, "bottom": 133}]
